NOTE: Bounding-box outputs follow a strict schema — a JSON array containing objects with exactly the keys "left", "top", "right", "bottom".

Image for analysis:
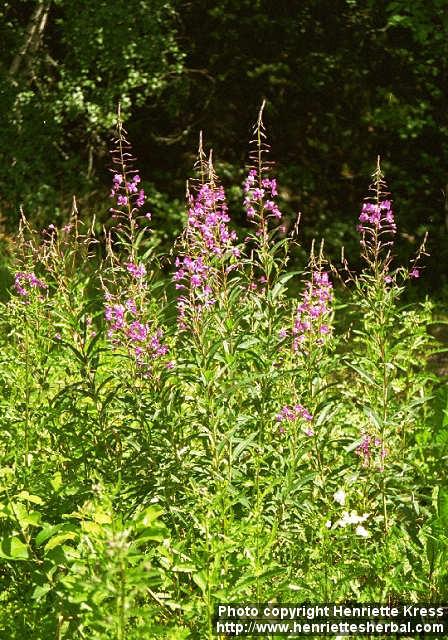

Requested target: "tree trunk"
[{"left": 9, "top": 1, "right": 51, "bottom": 78}]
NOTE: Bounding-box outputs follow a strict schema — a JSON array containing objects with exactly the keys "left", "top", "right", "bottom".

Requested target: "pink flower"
[
  {"left": 243, "top": 169, "right": 282, "bottom": 224},
  {"left": 125, "top": 298, "right": 137, "bottom": 314},
  {"left": 292, "top": 271, "right": 333, "bottom": 350},
  {"left": 127, "top": 321, "right": 148, "bottom": 342},
  {"left": 105, "top": 304, "right": 125, "bottom": 330},
  {"left": 357, "top": 199, "right": 396, "bottom": 236},
  {"left": 355, "top": 434, "right": 387, "bottom": 468},
  {"left": 14, "top": 272, "right": 47, "bottom": 297},
  {"left": 126, "top": 262, "right": 146, "bottom": 278},
  {"left": 136, "top": 189, "right": 145, "bottom": 208},
  {"left": 173, "top": 179, "right": 239, "bottom": 329},
  {"left": 276, "top": 404, "right": 313, "bottom": 427}
]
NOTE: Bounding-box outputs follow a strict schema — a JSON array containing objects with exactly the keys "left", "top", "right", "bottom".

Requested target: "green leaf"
[
  {"left": 45, "top": 532, "right": 77, "bottom": 551},
  {"left": 36, "top": 525, "right": 59, "bottom": 546},
  {"left": 81, "top": 521, "right": 102, "bottom": 536},
  {"left": 93, "top": 509, "right": 112, "bottom": 524},
  {"left": 13, "top": 503, "right": 42, "bottom": 528},
  {"left": 364, "top": 407, "right": 382, "bottom": 430},
  {"left": 50, "top": 472, "right": 63, "bottom": 492},
  {"left": 16, "top": 491, "right": 43, "bottom": 505},
  {"left": 345, "top": 360, "right": 378, "bottom": 386},
  {"left": 0, "top": 537, "right": 29, "bottom": 560},
  {"left": 192, "top": 570, "right": 207, "bottom": 594},
  {"left": 172, "top": 563, "right": 196, "bottom": 572},
  {"left": 135, "top": 506, "right": 164, "bottom": 529},
  {"left": 32, "top": 584, "right": 51, "bottom": 601},
  {"left": 232, "top": 433, "right": 257, "bottom": 460},
  {"left": 438, "top": 488, "right": 448, "bottom": 528}
]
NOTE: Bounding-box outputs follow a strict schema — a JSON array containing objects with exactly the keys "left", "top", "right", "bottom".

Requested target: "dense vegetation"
[
  {"left": 1, "top": 2, "right": 447, "bottom": 637},
  {"left": 0, "top": 108, "right": 447, "bottom": 638},
  {"left": 1, "top": 1, "right": 448, "bottom": 287}
]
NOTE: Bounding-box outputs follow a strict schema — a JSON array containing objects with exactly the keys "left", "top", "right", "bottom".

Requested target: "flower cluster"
[
  {"left": 333, "top": 488, "right": 346, "bottom": 506},
  {"left": 174, "top": 181, "right": 239, "bottom": 329},
  {"left": 186, "top": 183, "right": 238, "bottom": 256},
  {"left": 110, "top": 173, "right": 147, "bottom": 214},
  {"left": 108, "top": 123, "right": 153, "bottom": 230},
  {"left": 357, "top": 199, "right": 396, "bottom": 236},
  {"left": 125, "top": 261, "right": 146, "bottom": 278},
  {"left": 243, "top": 170, "right": 281, "bottom": 223},
  {"left": 174, "top": 255, "right": 210, "bottom": 291},
  {"left": 14, "top": 272, "right": 47, "bottom": 298},
  {"left": 174, "top": 256, "right": 216, "bottom": 329},
  {"left": 276, "top": 404, "right": 314, "bottom": 436},
  {"left": 104, "top": 296, "right": 169, "bottom": 367},
  {"left": 327, "top": 511, "right": 371, "bottom": 537},
  {"left": 355, "top": 434, "right": 387, "bottom": 468},
  {"left": 289, "top": 271, "right": 333, "bottom": 351}
]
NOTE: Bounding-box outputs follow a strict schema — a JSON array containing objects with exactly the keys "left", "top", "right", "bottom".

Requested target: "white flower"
[
  {"left": 355, "top": 525, "right": 370, "bottom": 537},
  {"left": 336, "top": 512, "right": 352, "bottom": 527},
  {"left": 325, "top": 520, "right": 332, "bottom": 529},
  {"left": 333, "top": 488, "right": 346, "bottom": 506},
  {"left": 335, "top": 511, "right": 370, "bottom": 528}
]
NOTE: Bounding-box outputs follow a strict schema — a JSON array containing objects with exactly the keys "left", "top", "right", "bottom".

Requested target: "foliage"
[
  {"left": 0, "top": 109, "right": 446, "bottom": 638},
  {"left": 0, "top": 0, "right": 183, "bottom": 220}
]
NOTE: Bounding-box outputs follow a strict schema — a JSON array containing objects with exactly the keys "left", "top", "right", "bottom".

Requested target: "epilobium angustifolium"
[
  {"left": 103, "top": 115, "right": 169, "bottom": 371},
  {"left": 14, "top": 271, "right": 47, "bottom": 299},
  {"left": 174, "top": 144, "right": 240, "bottom": 330},
  {"left": 0, "top": 106, "right": 441, "bottom": 640},
  {"left": 292, "top": 269, "right": 333, "bottom": 351}
]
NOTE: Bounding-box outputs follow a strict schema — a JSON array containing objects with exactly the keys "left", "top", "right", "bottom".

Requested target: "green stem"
[{"left": 117, "top": 555, "right": 126, "bottom": 640}]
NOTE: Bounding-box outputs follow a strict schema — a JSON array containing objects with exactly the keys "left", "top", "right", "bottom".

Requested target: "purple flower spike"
[
  {"left": 174, "top": 177, "right": 238, "bottom": 329},
  {"left": 355, "top": 434, "right": 387, "bottom": 468},
  {"left": 104, "top": 292, "right": 169, "bottom": 369},
  {"left": 125, "top": 262, "right": 146, "bottom": 278},
  {"left": 127, "top": 321, "right": 148, "bottom": 342},
  {"left": 292, "top": 270, "right": 333, "bottom": 351},
  {"left": 357, "top": 197, "right": 397, "bottom": 245},
  {"left": 108, "top": 129, "right": 153, "bottom": 234},
  {"left": 14, "top": 272, "right": 47, "bottom": 298},
  {"left": 276, "top": 404, "right": 314, "bottom": 433},
  {"left": 243, "top": 168, "right": 282, "bottom": 225}
]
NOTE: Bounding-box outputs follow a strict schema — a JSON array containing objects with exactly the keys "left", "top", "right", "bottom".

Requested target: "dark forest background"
[{"left": 1, "top": 0, "right": 447, "bottom": 291}]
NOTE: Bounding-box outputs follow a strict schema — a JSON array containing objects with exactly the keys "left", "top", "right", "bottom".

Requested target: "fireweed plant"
[
  {"left": 0, "top": 111, "right": 446, "bottom": 639},
  {"left": 104, "top": 115, "right": 170, "bottom": 376},
  {"left": 331, "top": 159, "right": 443, "bottom": 593}
]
